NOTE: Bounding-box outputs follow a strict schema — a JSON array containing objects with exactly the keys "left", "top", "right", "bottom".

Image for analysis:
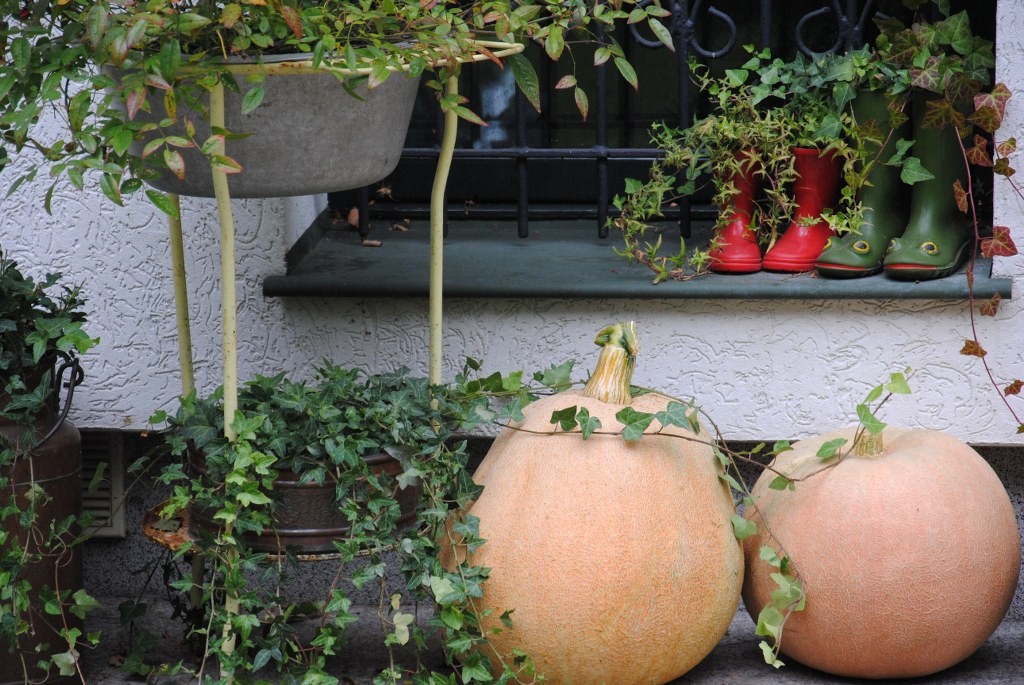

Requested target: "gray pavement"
[{"left": 79, "top": 599, "right": 1024, "bottom": 684}]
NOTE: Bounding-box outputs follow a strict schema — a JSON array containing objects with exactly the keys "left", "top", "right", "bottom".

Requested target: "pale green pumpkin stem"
[
  {"left": 581, "top": 322, "right": 639, "bottom": 404},
  {"left": 854, "top": 430, "right": 884, "bottom": 458}
]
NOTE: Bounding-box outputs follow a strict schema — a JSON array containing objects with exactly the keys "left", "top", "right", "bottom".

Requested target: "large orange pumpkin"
[
  {"left": 447, "top": 322, "right": 743, "bottom": 684},
  {"left": 743, "top": 426, "right": 1020, "bottom": 679}
]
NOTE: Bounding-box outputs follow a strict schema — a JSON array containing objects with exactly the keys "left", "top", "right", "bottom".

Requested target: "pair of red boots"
[{"left": 709, "top": 148, "right": 840, "bottom": 274}]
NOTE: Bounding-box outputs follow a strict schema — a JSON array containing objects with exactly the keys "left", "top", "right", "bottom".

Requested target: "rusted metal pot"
[
  {"left": 0, "top": 416, "right": 82, "bottom": 685},
  {"left": 187, "top": 451, "right": 419, "bottom": 554}
]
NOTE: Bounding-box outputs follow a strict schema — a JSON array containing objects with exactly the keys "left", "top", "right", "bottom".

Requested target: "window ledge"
[{"left": 264, "top": 213, "right": 1013, "bottom": 300}]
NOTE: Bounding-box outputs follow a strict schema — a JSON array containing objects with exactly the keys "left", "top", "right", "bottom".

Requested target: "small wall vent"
[{"left": 79, "top": 429, "right": 126, "bottom": 539}]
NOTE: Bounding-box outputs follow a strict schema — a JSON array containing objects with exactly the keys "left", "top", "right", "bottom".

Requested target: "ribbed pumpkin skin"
[
  {"left": 462, "top": 389, "right": 743, "bottom": 685},
  {"left": 743, "top": 426, "right": 1020, "bottom": 679}
]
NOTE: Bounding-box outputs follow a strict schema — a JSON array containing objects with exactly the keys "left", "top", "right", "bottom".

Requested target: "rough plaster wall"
[{"left": 1, "top": 4, "right": 1022, "bottom": 444}]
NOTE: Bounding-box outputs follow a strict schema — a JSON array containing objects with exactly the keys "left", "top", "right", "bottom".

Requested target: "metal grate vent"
[{"left": 80, "top": 429, "right": 126, "bottom": 539}]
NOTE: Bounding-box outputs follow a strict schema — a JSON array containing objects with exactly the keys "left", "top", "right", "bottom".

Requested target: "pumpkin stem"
[
  {"left": 854, "top": 429, "right": 884, "bottom": 458},
  {"left": 581, "top": 322, "right": 638, "bottom": 404}
]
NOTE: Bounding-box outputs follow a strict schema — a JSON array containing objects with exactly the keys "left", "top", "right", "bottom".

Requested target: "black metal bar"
[
  {"left": 515, "top": 83, "right": 529, "bottom": 238},
  {"left": 596, "top": 22, "right": 610, "bottom": 238},
  {"left": 349, "top": 1, "right": 888, "bottom": 241},
  {"left": 357, "top": 186, "right": 370, "bottom": 237}
]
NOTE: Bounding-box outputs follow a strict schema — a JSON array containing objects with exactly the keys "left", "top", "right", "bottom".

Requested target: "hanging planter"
[{"left": 124, "top": 55, "right": 422, "bottom": 199}]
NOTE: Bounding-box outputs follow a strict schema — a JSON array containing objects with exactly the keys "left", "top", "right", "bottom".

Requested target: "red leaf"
[
  {"left": 1004, "top": 380, "right": 1023, "bottom": 396},
  {"left": 966, "top": 135, "right": 992, "bottom": 167},
  {"left": 278, "top": 5, "right": 303, "bottom": 40},
  {"left": 554, "top": 75, "right": 577, "bottom": 90},
  {"left": 921, "top": 97, "right": 964, "bottom": 130},
  {"left": 163, "top": 148, "right": 186, "bottom": 180},
  {"left": 126, "top": 88, "right": 146, "bottom": 120},
  {"left": 953, "top": 179, "right": 968, "bottom": 213},
  {"left": 979, "top": 293, "right": 1001, "bottom": 317},
  {"left": 997, "top": 137, "right": 1017, "bottom": 158},
  {"left": 980, "top": 226, "right": 1018, "bottom": 258},
  {"left": 960, "top": 340, "right": 987, "bottom": 358}
]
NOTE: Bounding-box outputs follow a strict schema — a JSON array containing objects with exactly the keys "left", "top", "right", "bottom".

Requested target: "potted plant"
[
  {"left": 736, "top": 48, "right": 861, "bottom": 273},
  {"left": 0, "top": 248, "right": 98, "bottom": 682},
  {"left": 0, "top": 0, "right": 651, "bottom": 207},
  {"left": 613, "top": 47, "right": 861, "bottom": 279},
  {"left": 613, "top": 61, "right": 795, "bottom": 279},
  {"left": 141, "top": 359, "right": 561, "bottom": 682}
]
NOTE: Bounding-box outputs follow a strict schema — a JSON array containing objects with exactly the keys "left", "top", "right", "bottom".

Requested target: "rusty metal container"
[
  {"left": 0, "top": 416, "right": 82, "bottom": 684},
  {"left": 187, "top": 451, "right": 418, "bottom": 554}
]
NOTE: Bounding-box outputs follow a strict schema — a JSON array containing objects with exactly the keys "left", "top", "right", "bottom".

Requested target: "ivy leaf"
[
  {"left": 899, "top": 156, "right": 935, "bottom": 185},
  {"left": 576, "top": 407, "right": 601, "bottom": 439},
  {"left": 816, "top": 438, "right": 847, "bottom": 460},
  {"left": 856, "top": 404, "right": 887, "bottom": 435},
  {"left": 921, "top": 98, "right": 965, "bottom": 130},
  {"left": 966, "top": 135, "right": 992, "bottom": 167},
  {"left": 885, "top": 372, "right": 912, "bottom": 395},
  {"left": 535, "top": 360, "right": 573, "bottom": 390},
  {"left": 550, "top": 406, "right": 579, "bottom": 432},
  {"left": 980, "top": 292, "right": 1001, "bottom": 317},
  {"left": 960, "top": 339, "right": 987, "bottom": 357},
  {"left": 615, "top": 407, "right": 654, "bottom": 442},
  {"left": 655, "top": 401, "right": 691, "bottom": 431},
  {"left": 768, "top": 475, "right": 794, "bottom": 491},
  {"left": 981, "top": 226, "right": 1018, "bottom": 258},
  {"left": 1004, "top": 380, "right": 1023, "bottom": 397},
  {"left": 51, "top": 652, "right": 78, "bottom": 677},
  {"left": 953, "top": 180, "right": 968, "bottom": 213},
  {"left": 730, "top": 514, "right": 756, "bottom": 540}
]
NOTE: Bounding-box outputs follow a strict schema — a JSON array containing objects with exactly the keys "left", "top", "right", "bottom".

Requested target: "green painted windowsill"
[{"left": 263, "top": 213, "right": 1013, "bottom": 300}]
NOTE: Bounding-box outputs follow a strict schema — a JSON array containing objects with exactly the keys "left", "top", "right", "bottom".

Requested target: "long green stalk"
[
  {"left": 166, "top": 192, "right": 205, "bottom": 609},
  {"left": 167, "top": 193, "right": 195, "bottom": 396},
  {"left": 210, "top": 79, "right": 240, "bottom": 678},
  {"left": 429, "top": 73, "right": 460, "bottom": 386}
]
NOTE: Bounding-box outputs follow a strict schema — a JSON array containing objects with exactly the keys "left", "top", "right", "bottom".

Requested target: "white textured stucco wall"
[{"left": 1, "top": 4, "right": 1022, "bottom": 444}]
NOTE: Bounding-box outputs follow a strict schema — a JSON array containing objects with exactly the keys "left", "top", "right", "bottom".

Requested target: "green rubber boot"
[
  {"left": 883, "top": 93, "right": 973, "bottom": 281},
  {"left": 816, "top": 90, "right": 910, "bottom": 279}
]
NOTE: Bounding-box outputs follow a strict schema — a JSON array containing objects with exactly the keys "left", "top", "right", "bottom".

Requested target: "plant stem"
[
  {"left": 429, "top": 72, "right": 459, "bottom": 387},
  {"left": 167, "top": 192, "right": 195, "bottom": 397},
  {"left": 580, "top": 322, "right": 638, "bottom": 404},
  {"left": 210, "top": 78, "right": 240, "bottom": 680},
  {"left": 853, "top": 430, "right": 884, "bottom": 458},
  {"left": 210, "top": 83, "right": 239, "bottom": 442}
]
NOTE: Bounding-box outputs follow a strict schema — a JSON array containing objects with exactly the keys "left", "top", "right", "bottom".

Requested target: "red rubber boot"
[
  {"left": 762, "top": 147, "right": 842, "bottom": 272},
  {"left": 709, "top": 152, "right": 762, "bottom": 274}
]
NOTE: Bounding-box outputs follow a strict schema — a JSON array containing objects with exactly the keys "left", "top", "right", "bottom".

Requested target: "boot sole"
[{"left": 814, "top": 262, "right": 883, "bottom": 279}]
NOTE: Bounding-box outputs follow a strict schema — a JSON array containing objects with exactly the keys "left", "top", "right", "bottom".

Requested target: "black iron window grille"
[{"left": 327, "top": 1, "right": 992, "bottom": 238}]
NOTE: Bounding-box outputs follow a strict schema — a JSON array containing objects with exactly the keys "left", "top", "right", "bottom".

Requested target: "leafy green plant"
[
  {"left": 0, "top": 0, "right": 651, "bottom": 213},
  {"left": 139, "top": 360, "right": 564, "bottom": 683},
  {"left": 0, "top": 247, "right": 99, "bottom": 681},
  {"left": 611, "top": 47, "right": 866, "bottom": 281}
]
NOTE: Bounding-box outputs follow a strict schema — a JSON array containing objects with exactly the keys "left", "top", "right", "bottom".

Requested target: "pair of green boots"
[{"left": 815, "top": 92, "right": 974, "bottom": 280}]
